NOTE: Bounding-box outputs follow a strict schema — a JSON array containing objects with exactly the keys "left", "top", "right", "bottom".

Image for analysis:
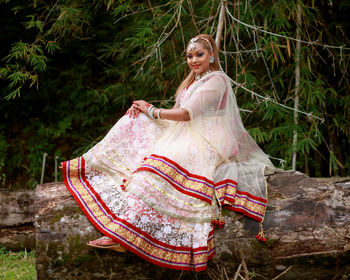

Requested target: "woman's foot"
[{"left": 87, "top": 236, "right": 127, "bottom": 253}]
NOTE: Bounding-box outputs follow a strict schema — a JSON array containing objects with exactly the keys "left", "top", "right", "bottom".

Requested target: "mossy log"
[
  {"left": 0, "top": 189, "right": 35, "bottom": 251},
  {"left": 34, "top": 171, "right": 350, "bottom": 280}
]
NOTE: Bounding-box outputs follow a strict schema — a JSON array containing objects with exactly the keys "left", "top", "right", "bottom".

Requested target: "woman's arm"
[
  {"left": 132, "top": 100, "right": 190, "bottom": 122},
  {"left": 155, "top": 108, "right": 190, "bottom": 122}
]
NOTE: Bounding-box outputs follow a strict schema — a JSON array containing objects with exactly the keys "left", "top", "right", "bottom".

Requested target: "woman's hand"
[
  {"left": 125, "top": 103, "right": 140, "bottom": 119},
  {"left": 132, "top": 100, "right": 151, "bottom": 116},
  {"left": 131, "top": 100, "right": 191, "bottom": 121}
]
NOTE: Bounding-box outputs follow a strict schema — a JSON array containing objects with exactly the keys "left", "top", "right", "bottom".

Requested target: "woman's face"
[{"left": 186, "top": 43, "right": 213, "bottom": 75}]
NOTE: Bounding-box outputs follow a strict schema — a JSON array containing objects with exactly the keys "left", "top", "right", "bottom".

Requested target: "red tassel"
[
  {"left": 211, "top": 219, "right": 219, "bottom": 229},
  {"left": 218, "top": 220, "right": 225, "bottom": 229},
  {"left": 211, "top": 218, "right": 225, "bottom": 229},
  {"left": 256, "top": 231, "right": 267, "bottom": 243},
  {"left": 256, "top": 222, "right": 267, "bottom": 242},
  {"left": 122, "top": 179, "right": 127, "bottom": 183}
]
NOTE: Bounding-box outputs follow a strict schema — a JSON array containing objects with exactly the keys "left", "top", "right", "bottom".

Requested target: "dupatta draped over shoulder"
[{"left": 62, "top": 71, "right": 274, "bottom": 271}]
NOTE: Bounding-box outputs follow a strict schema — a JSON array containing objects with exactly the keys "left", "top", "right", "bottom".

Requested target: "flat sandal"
[{"left": 86, "top": 236, "right": 127, "bottom": 253}]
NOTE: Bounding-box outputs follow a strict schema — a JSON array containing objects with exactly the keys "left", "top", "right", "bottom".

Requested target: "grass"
[{"left": 0, "top": 247, "right": 36, "bottom": 280}]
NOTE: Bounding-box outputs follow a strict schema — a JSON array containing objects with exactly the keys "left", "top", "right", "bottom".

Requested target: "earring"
[{"left": 209, "top": 56, "right": 214, "bottom": 64}]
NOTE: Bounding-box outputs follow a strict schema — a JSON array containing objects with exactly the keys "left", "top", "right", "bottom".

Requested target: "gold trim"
[
  {"left": 143, "top": 174, "right": 207, "bottom": 208},
  {"left": 67, "top": 158, "right": 214, "bottom": 266},
  {"left": 141, "top": 157, "right": 214, "bottom": 199}
]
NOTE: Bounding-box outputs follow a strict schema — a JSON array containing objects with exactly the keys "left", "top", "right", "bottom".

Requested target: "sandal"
[{"left": 86, "top": 236, "right": 127, "bottom": 253}]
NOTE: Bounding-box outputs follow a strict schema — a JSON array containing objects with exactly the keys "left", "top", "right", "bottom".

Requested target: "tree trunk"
[
  {"left": 0, "top": 189, "right": 35, "bottom": 251},
  {"left": 34, "top": 171, "right": 350, "bottom": 280},
  {"left": 292, "top": 2, "right": 302, "bottom": 171},
  {"left": 215, "top": 1, "right": 226, "bottom": 50}
]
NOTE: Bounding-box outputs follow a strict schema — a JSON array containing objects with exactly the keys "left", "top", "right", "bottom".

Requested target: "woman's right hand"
[{"left": 125, "top": 104, "right": 140, "bottom": 119}]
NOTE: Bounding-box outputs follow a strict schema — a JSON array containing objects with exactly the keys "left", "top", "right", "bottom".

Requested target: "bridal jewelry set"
[
  {"left": 188, "top": 37, "right": 215, "bottom": 64},
  {"left": 188, "top": 37, "right": 215, "bottom": 81}
]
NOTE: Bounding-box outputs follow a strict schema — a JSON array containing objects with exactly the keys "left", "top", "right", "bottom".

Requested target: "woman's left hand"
[
  {"left": 125, "top": 103, "right": 140, "bottom": 118},
  {"left": 132, "top": 100, "right": 151, "bottom": 116}
]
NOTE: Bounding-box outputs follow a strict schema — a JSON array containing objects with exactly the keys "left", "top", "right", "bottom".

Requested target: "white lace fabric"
[{"left": 85, "top": 166, "right": 212, "bottom": 249}]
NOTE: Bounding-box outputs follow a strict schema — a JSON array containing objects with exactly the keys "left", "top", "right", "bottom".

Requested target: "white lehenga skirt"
[{"left": 62, "top": 114, "right": 267, "bottom": 271}]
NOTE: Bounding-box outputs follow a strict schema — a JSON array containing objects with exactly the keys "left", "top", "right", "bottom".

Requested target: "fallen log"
[
  {"left": 0, "top": 189, "right": 35, "bottom": 251},
  {"left": 34, "top": 171, "right": 350, "bottom": 280}
]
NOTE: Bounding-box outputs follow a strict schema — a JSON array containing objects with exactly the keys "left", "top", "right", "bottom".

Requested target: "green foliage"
[
  {"left": 0, "top": 247, "right": 36, "bottom": 280},
  {"left": 0, "top": 0, "right": 349, "bottom": 188}
]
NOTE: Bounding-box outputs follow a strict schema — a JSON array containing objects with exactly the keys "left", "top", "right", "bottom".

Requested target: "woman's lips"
[{"left": 192, "top": 65, "right": 200, "bottom": 69}]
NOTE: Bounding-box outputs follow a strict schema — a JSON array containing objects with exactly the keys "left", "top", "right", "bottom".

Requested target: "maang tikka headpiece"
[{"left": 187, "top": 37, "right": 213, "bottom": 52}]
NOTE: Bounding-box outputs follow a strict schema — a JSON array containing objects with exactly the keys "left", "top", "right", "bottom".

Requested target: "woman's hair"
[{"left": 175, "top": 34, "right": 220, "bottom": 96}]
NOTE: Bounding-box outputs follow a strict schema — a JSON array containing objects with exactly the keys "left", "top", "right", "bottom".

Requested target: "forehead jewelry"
[
  {"left": 188, "top": 38, "right": 199, "bottom": 51},
  {"left": 187, "top": 37, "right": 213, "bottom": 52}
]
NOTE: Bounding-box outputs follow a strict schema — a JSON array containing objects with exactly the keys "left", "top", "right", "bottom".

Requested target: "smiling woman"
[
  {"left": 187, "top": 39, "right": 213, "bottom": 75},
  {"left": 60, "top": 34, "right": 274, "bottom": 271},
  {"left": 175, "top": 35, "right": 221, "bottom": 96}
]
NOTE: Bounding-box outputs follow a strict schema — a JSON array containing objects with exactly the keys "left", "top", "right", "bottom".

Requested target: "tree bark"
[
  {"left": 0, "top": 189, "right": 35, "bottom": 251},
  {"left": 292, "top": 2, "right": 302, "bottom": 171},
  {"left": 34, "top": 171, "right": 350, "bottom": 280},
  {"left": 215, "top": 1, "right": 226, "bottom": 50}
]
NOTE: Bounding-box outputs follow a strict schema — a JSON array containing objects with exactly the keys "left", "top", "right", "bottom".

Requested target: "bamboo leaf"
[{"left": 286, "top": 39, "right": 291, "bottom": 57}]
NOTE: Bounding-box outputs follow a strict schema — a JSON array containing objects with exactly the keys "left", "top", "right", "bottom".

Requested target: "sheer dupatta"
[{"left": 154, "top": 71, "right": 274, "bottom": 222}]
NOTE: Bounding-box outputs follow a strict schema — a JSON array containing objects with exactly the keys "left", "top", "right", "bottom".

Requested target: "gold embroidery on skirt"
[
  {"left": 141, "top": 157, "right": 213, "bottom": 199},
  {"left": 68, "top": 158, "right": 213, "bottom": 265}
]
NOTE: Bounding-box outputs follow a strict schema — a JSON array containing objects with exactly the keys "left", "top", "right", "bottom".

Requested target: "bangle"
[
  {"left": 151, "top": 107, "right": 156, "bottom": 119},
  {"left": 157, "top": 109, "right": 163, "bottom": 119},
  {"left": 148, "top": 105, "right": 156, "bottom": 119},
  {"left": 147, "top": 105, "right": 153, "bottom": 119}
]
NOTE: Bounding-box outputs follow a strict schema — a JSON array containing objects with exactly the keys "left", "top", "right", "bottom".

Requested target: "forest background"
[{"left": 0, "top": 0, "right": 349, "bottom": 190}]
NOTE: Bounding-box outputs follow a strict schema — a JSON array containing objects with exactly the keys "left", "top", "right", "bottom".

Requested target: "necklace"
[{"left": 195, "top": 70, "right": 212, "bottom": 81}]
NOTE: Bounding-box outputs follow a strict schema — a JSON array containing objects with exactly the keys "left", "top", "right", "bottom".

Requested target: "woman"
[{"left": 61, "top": 34, "right": 273, "bottom": 271}]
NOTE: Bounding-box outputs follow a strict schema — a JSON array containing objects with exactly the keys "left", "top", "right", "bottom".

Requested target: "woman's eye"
[
  {"left": 197, "top": 52, "right": 204, "bottom": 57},
  {"left": 187, "top": 54, "right": 192, "bottom": 59}
]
